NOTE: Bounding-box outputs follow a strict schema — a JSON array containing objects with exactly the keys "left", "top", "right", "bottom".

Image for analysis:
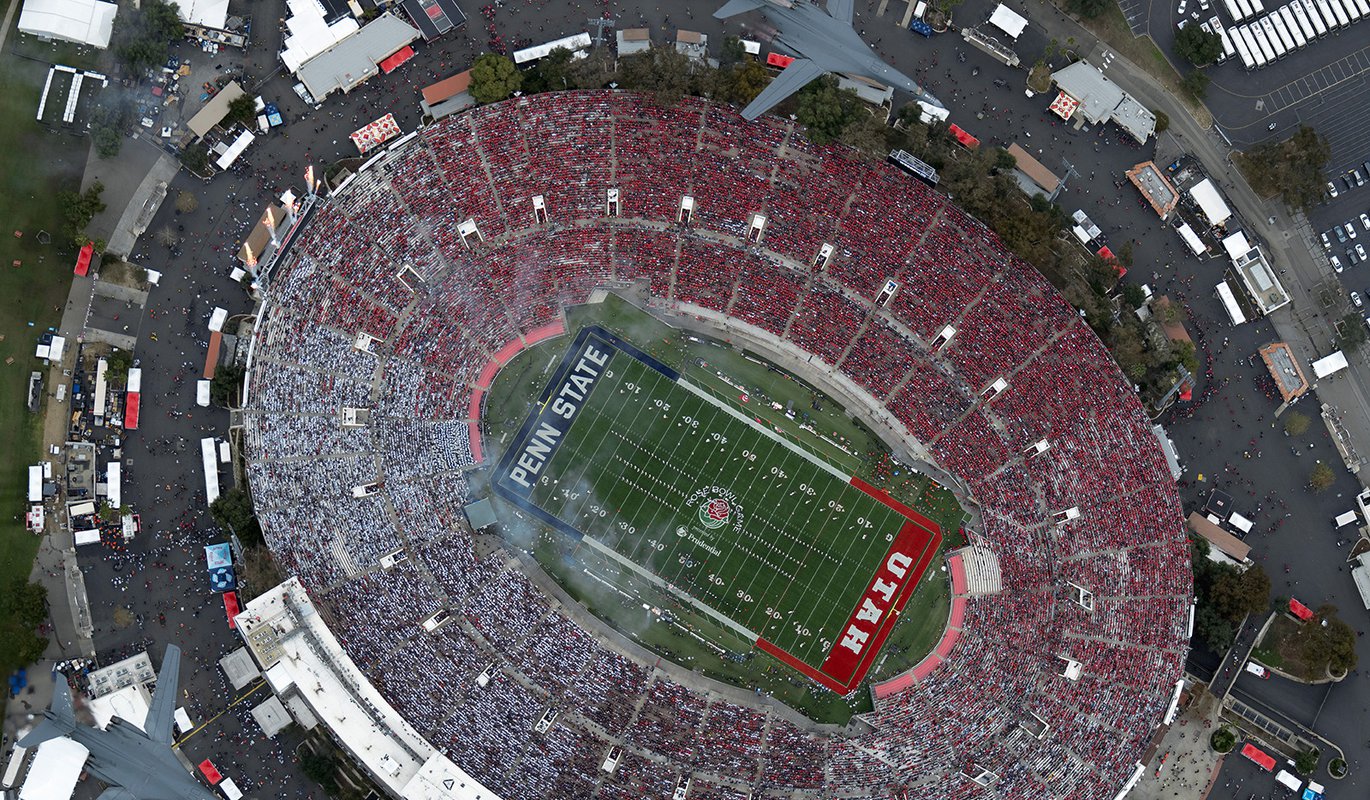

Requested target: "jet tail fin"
[
  {"left": 714, "top": 0, "right": 767, "bottom": 19},
  {"left": 18, "top": 679, "right": 77, "bottom": 748}
]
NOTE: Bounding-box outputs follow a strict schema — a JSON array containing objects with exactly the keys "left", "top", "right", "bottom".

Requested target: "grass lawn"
[
  {"left": 0, "top": 26, "right": 90, "bottom": 670},
  {"left": 483, "top": 295, "right": 962, "bottom": 722}
]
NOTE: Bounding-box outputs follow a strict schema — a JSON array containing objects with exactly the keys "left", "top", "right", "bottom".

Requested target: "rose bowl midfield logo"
[
  {"left": 684, "top": 486, "right": 745, "bottom": 536},
  {"left": 698, "top": 497, "right": 731, "bottom": 529}
]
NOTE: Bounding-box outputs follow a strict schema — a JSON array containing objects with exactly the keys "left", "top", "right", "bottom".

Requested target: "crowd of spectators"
[{"left": 241, "top": 91, "right": 1191, "bottom": 799}]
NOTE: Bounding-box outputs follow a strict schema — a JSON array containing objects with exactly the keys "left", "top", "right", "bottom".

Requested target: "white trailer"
[
  {"left": 1279, "top": 6, "right": 1307, "bottom": 45},
  {"left": 1229, "top": 20, "right": 1257, "bottom": 65},
  {"left": 1295, "top": 0, "right": 1325, "bottom": 35},
  {"left": 1311, "top": 0, "right": 1337, "bottom": 26},
  {"left": 1242, "top": 24, "right": 1271, "bottom": 65},
  {"left": 1211, "top": 17, "right": 1238, "bottom": 58},
  {"left": 1354, "top": 0, "right": 1370, "bottom": 18},
  {"left": 1261, "top": 17, "right": 1288, "bottom": 56},
  {"left": 1268, "top": 13, "right": 1296, "bottom": 51},
  {"left": 1225, "top": 0, "right": 1247, "bottom": 18},
  {"left": 1250, "top": 20, "right": 1278, "bottom": 61},
  {"left": 1238, "top": 0, "right": 1257, "bottom": 16},
  {"left": 1325, "top": 0, "right": 1350, "bottom": 27},
  {"left": 1345, "top": 0, "right": 1365, "bottom": 21}
]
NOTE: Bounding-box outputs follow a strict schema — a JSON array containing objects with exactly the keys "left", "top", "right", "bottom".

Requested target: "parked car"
[
  {"left": 1360, "top": 212, "right": 1370, "bottom": 231},
  {"left": 1244, "top": 662, "right": 1270, "bottom": 679},
  {"left": 1349, "top": 249, "right": 1360, "bottom": 266},
  {"left": 1331, "top": 255, "right": 1343, "bottom": 272},
  {"left": 1346, "top": 222, "right": 1358, "bottom": 240},
  {"left": 1355, "top": 169, "right": 1367, "bottom": 187},
  {"left": 1323, "top": 231, "right": 1334, "bottom": 249},
  {"left": 1336, "top": 225, "right": 1348, "bottom": 243},
  {"left": 1329, "top": 181, "right": 1341, "bottom": 198},
  {"left": 1358, "top": 243, "right": 1367, "bottom": 261},
  {"left": 1353, "top": 291, "right": 1364, "bottom": 309}
]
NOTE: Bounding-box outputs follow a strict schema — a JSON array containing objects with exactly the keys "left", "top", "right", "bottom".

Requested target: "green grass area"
[
  {"left": 501, "top": 332, "right": 934, "bottom": 671},
  {"left": 483, "top": 296, "right": 966, "bottom": 723},
  {"left": 0, "top": 22, "right": 90, "bottom": 670}
]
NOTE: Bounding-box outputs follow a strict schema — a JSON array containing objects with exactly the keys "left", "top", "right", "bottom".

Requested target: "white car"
[
  {"left": 1178, "top": 0, "right": 1187, "bottom": 13},
  {"left": 1244, "top": 662, "right": 1269, "bottom": 679},
  {"left": 1346, "top": 222, "right": 1358, "bottom": 240},
  {"left": 1360, "top": 212, "right": 1370, "bottom": 231},
  {"left": 1358, "top": 244, "right": 1368, "bottom": 261},
  {"left": 1332, "top": 255, "right": 1343, "bottom": 273},
  {"left": 1353, "top": 291, "right": 1364, "bottom": 309},
  {"left": 1329, "top": 181, "right": 1341, "bottom": 198}
]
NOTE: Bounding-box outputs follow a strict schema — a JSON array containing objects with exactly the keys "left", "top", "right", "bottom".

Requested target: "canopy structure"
[
  {"left": 176, "top": 0, "right": 228, "bottom": 29},
  {"left": 1048, "top": 91, "right": 1078, "bottom": 120},
  {"left": 378, "top": 45, "right": 415, "bottom": 73},
  {"left": 1289, "top": 598, "right": 1315, "bottom": 621},
  {"left": 1188, "top": 178, "right": 1232, "bottom": 226},
  {"left": 74, "top": 241, "right": 93, "bottom": 275},
  {"left": 948, "top": 123, "right": 980, "bottom": 148},
  {"left": 1241, "top": 743, "right": 1276, "bottom": 771},
  {"left": 350, "top": 113, "right": 402, "bottom": 153},
  {"left": 18, "top": 0, "right": 117, "bottom": 49},
  {"left": 988, "top": 4, "right": 1029, "bottom": 38},
  {"left": 1311, "top": 351, "right": 1348, "bottom": 379}
]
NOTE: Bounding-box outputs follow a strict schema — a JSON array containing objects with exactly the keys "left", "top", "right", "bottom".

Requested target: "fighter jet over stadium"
[
  {"left": 714, "top": 0, "right": 946, "bottom": 120},
  {"left": 19, "top": 646, "right": 216, "bottom": 800}
]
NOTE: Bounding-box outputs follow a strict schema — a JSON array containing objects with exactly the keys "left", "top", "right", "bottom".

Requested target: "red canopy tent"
[
  {"left": 1240, "top": 743, "right": 1275, "bottom": 771},
  {"left": 199, "top": 760, "right": 223, "bottom": 784},
  {"left": 1289, "top": 598, "right": 1315, "bottom": 621},
  {"left": 379, "top": 46, "right": 416, "bottom": 74},
  {"left": 124, "top": 393, "right": 140, "bottom": 430},
  {"left": 948, "top": 123, "right": 980, "bottom": 149},
  {"left": 224, "top": 591, "right": 240, "bottom": 628},
  {"left": 766, "top": 52, "right": 795, "bottom": 68},
  {"left": 74, "top": 242, "right": 93, "bottom": 276}
]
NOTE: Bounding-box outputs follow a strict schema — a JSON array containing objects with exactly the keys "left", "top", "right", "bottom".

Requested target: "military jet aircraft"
[{"left": 714, "top": 0, "right": 945, "bottom": 120}]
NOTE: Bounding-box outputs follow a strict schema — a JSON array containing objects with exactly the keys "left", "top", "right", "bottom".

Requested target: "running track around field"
[{"left": 469, "top": 320, "right": 567, "bottom": 463}]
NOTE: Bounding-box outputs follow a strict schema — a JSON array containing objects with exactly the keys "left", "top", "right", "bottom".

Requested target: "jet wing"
[
  {"left": 714, "top": 0, "right": 767, "bottom": 19},
  {"left": 738, "top": 58, "right": 826, "bottom": 121},
  {"left": 828, "top": 0, "right": 855, "bottom": 23},
  {"left": 97, "top": 788, "right": 137, "bottom": 800},
  {"left": 144, "top": 645, "right": 181, "bottom": 745}
]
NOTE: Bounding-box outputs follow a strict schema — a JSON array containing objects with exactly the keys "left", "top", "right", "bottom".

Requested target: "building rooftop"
[
  {"left": 1258, "top": 342, "right": 1308, "bottom": 402},
  {"left": 1126, "top": 162, "right": 1178, "bottom": 218},
  {"left": 1006, "top": 143, "right": 1060, "bottom": 196},
  {"left": 186, "top": 81, "right": 245, "bottom": 139},
  {"left": 296, "top": 12, "right": 420, "bottom": 100}
]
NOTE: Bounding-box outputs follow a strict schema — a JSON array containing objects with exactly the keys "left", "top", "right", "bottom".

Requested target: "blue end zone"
[{"left": 492, "top": 325, "right": 677, "bottom": 538}]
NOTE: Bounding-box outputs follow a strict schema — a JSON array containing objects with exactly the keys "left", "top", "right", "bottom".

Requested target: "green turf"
[
  {"left": 483, "top": 295, "right": 964, "bottom": 722},
  {"left": 0, "top": 22, "right": 90, "bottom": 672},
  {"left": 511, "top": 341, "right": 930, "bottom": 669}
]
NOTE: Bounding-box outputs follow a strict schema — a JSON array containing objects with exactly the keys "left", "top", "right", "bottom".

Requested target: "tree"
[
  {"left": 92, "top": 125, "right": 122, "bottom": 159},
  {"left": 1175, "top": 25, "right": 1225, "bottom": 66},
  {"left": 57, "top": 181, "right": 106, "bottom": 248},
  {"left": 1210, "top": 727, "right": 1237, "bottom": 753},
  {"left": 175, "top": 191, "right": 199, "bottom": 214},
  {"left": 1194, "top": 604, "right": 1235, "bottom": 652},
  {"left": 111, "top": 0, "right": 185, "bottom": 75},
  {"left": 180, "top": 143, "right": 210, "bottom": 174},
  {"left": 1154, "top": 110, "right": 1170, "bottom": 133},
  {"left": 156, "top": 225, "right": 178, "bottom": 249},
  {"left": 210, "top": 362, "right": 245, "bottom": 407},
  {"left": 1236, "top": 125, "right": 1331, "bottom": 212},
  {"left": 469, "top": 53, "right": 522, "bottom": 104},
  {"left": 1341, "top": 311, "right": 1368, "bottom": 351},
  {"left": 1309, "top": 461, "right": 1336, "bottom": 492},
  {"left": 1122, "top": 284, "right": 1147, "bottom": 310},
  {"left": 837, "top": 113, "right": 892, "bottom": 159},
  {"left": 1283, "top": 411, "right": 1311, "bottom": 436},
  {"left": 210, "top": 485, "right": 263, "bottom": 545},
  {"left": 0, "top": 579, "right": 50, "bottom": 674},
  {"left": 795, "top": 77, "right": 860, "bottom": 145},
  {"left": 522, "top": 48, "right": 574, "bottom": 94},
  {"left": 1068, "top": 0, "right": 1112, "bottom": 17},
  {"left": 226, "top": 94, "right": 256, "bottom": 126},
  {"left": 1180, "top": 70, "right": 1210, "bottom": 100},
  {"left": 1294, "top": 748, "right": 1320, "bottom": 776},
  {"left": 299, "top": 750, "right": 339, "bottom": 797},
  {"left": 1209, "top": 564, "right": 1270, "bottom": 621}
]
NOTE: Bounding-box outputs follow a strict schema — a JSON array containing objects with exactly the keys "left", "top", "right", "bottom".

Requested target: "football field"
[{"left": 494, "top": 327, "right": 941, "bottom": 692}]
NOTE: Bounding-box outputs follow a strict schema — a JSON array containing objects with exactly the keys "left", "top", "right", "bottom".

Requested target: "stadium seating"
[{"left": 241, "top": 91, "right": 1190, "bottom": 799}]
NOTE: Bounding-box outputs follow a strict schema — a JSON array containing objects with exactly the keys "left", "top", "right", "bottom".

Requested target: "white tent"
[
  {"left": 18, "top": 0, "right": 117, "bottom": 49},
  {"left": 1312, "top": 351, "right": 1348, "bottom": 379},
  {"left": 988, "top": 4, "right": 1029, "bottom": 38},
  {"left": 1188, "top": 178, "right": 1232, "bottom": 226},
  {"left": 176, "top": 0, "right": 229, "bottom": 30},
  {"left": 281, "top": 0, "right": 361, "bottom": 74},
  {"left": 19, "top": 738, "right": 88, "bottom": 800}
]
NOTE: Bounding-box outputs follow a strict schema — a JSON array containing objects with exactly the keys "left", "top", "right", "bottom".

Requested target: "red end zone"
[{"left": 756, "top": 477, "right": 942, "bottom": 694}]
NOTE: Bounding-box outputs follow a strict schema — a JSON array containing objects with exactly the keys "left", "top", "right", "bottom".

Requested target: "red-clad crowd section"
[{"left": 240, "top": 92, "right": 1192, "bottom": 800}]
